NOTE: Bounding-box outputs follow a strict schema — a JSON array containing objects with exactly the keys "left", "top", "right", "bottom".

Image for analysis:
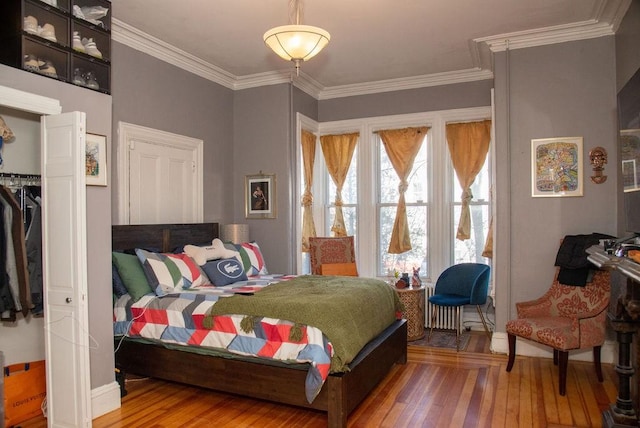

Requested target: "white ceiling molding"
[
  {"left": 113, "top": 0, "right": 630, "bottom": 101},
  {"left": 317, "top": 68, "right": 494, "bottom": 101},
  {"left": 111, "top": 19, "right": 237, "bottom": 89},
  {"left": 476, "top": 20, "right": 615, "bottom": 53},
  {"left": 475, "top": 0, "right": 630, "bottom": 52}
]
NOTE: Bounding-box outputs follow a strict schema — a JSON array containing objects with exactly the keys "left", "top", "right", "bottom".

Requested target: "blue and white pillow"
[{"left": 202, "top": 258, "right": 248, "bottom": 286}]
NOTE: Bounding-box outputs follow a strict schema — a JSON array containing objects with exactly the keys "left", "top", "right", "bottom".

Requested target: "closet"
[
  {"left": 0, "top": 173, "right": 42, "bottom": 322},
  {"left": 0, "top": 86, "right": 92, "bottom": 427}
]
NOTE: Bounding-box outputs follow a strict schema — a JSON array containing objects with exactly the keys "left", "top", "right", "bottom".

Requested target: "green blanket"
[{"left": 205, "top": 275, "right": 402, "bottom": 372}]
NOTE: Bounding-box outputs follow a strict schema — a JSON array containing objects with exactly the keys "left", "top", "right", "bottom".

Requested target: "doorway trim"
[
  {"left": 117, "top": 122, "right": 204, "bottom": 224},
  {"left": 0, "top": 85, "right": 61, "bottom": 115}
]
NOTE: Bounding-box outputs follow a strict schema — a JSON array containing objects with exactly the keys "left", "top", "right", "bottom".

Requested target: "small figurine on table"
[{"left": 411, "top": 267, "right": 422, "bottom": 287}]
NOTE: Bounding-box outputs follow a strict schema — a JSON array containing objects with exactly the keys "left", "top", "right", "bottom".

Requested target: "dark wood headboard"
[{"left": 112, "top": 223, "right": 219, "bottom": 252}]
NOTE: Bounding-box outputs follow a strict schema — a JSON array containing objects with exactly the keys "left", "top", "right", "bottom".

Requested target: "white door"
[
  {"left": 129, "top": 140, "right": 196, "bottom": 224},
  {"left": 118, "top": 122, "right": 203, "bottom": 225},
  {"left": 41, "top": 112, "right": 91, "bottom": 427}
]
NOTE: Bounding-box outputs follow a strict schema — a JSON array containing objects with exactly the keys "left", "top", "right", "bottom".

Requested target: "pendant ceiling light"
[{"left": 263, "top": 0, "right": 330, "bottom": 75}]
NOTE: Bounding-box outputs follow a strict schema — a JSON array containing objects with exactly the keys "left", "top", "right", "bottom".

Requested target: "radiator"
[{"left": 425, "top": 285, "right": 463, "bottom": 330}]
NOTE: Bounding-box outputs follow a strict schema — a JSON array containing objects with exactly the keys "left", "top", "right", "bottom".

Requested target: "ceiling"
[{"left": 110, "top": 0, "right": 630, "bottom": 98}]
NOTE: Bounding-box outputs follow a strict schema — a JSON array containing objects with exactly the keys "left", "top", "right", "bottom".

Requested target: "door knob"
[{"left": 66, "top": 297, "right": 72, "bottom": 303}]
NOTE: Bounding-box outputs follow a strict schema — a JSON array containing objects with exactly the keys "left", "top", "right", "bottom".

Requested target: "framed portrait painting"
[
  {"left": 85, "top": 133, "right": 107, "bottom": 186},
  {"left": 531, "top": 136, "right": 583, "bottom": 197},
  {"left": 245, "top": 173, "right": 276, "bottom": 219}
]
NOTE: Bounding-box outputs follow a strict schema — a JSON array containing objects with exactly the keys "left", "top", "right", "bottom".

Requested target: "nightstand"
[{"left": 395, "top": 285, "right": 425, "bottom": 341}]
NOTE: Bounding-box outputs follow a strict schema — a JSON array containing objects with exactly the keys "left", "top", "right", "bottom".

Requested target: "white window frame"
[{"left": 295, "top": 106, "right": 492, "bottom": 283}]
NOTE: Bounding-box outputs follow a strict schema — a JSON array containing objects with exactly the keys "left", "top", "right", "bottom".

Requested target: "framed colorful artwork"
[
  {"left": 85, "top": 133, "right": 107, "bottom": 186},
  {"left": 531, "top": 136, "right": 583, "bottom": 197}
]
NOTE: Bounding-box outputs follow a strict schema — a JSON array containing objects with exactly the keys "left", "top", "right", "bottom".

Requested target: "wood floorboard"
[{"left": 17, "top": 332, "right": 618, "bottom": 427}]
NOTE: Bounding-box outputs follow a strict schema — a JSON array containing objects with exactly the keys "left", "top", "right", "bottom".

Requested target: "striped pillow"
[
  {"left": 223, "top": 241, "right": 268, "bottom": 276},
  {"left": 135, "top": 249, "right": 211, "bottom": 296}
]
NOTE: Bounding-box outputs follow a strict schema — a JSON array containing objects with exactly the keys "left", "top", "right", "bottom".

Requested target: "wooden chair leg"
[
  {"left": 455, "top": 306, "right": 461, "bottom": 351},
  {"left": 506, "top": 333, "right": 516, "bottom": 372},
  {"left": 476, "top": 304, "right": 492, "bottom": 340},
  {"left": 593, "top": 345, "right": 603, "bottom": 382},
  {"left": 558, "top": 350, "right": 568, "bottom": 396},
  {"left": 428, "top": 305, "right": 437, "bottom": 342},
  {"left": 553, "top": 349, "right": 559, "bottom": 366}
]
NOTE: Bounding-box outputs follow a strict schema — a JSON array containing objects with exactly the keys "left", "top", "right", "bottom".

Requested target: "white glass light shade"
[{"left": 263, "top": 25, "right": 330, "bottom": 62}]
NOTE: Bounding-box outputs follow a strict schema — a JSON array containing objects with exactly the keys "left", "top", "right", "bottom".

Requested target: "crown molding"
[
  {"left": 113, "top": 0, "right": 631, "bottom": 100},
  {"left": 112, "top": 19, "right": 237, "bottom": 90},
  {"left": 474, "top": 0, "right": 631, "bottom": 53},
  {"left": 476, "top": 20, "right": 615, "bottom": 53},
  {"left": 316, "top": 68, "right": 494, "bottom": 100}
]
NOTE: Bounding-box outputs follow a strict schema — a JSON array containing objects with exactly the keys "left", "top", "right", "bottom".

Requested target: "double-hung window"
[{"left": 299, "top": 107, "right": 492, "bottom": 282}]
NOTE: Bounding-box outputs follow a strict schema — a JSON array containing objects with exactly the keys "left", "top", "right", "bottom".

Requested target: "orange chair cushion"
[{"left": 320, "top": 262, "right": 358, "bottom": 276}]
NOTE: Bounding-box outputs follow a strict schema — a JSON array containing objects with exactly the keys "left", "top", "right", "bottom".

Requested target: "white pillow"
[{"left": 184, "top": 238, "right": 239, "bottom": 266}]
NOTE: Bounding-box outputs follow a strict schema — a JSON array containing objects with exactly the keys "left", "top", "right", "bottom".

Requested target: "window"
[{"left": 299, "top": 108, "right": 492, "bottom": 282}]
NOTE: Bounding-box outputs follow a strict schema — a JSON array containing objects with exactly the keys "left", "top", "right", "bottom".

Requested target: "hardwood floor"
[{"left": 18, "top": 332, "right": 618, "bottom": 427}]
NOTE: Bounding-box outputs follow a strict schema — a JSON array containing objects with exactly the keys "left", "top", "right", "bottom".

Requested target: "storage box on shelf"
[{"left": 0, "top": 0, "right": 111, "bottom": 94}]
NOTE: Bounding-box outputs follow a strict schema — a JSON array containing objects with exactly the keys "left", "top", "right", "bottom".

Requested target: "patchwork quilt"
[{"left": 113, "top": 275, "right": 332, "bottom": 403}]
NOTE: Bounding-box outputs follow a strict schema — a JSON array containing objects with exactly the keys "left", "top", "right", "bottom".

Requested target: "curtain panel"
[
  {"left": 301, "top": 129, "right": 317, "bottom": 252},
  {"left": 445, "top": 119, "right": 491, "bottom": 241},
  {"left": 319, "top": 132, "right": 359, "bottom": 237},
  {"left": 377, "top": 126, "right": 429, "bottom": 254}
]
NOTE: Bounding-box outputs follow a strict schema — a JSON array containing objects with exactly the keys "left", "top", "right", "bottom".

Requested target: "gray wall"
[
  {"left": 319, "top": 80, "right": 493, "bottom": 121},
  {"left": 492, "top": 37, "right": 618, "bottom": 331},
  {"left": 232, "top": 84, "right": 293, "bottom": 274},
  {"left": 0, "top": 64, "right": 114, "bottom": 389},
  {"left": 111, "top": 42, "right": 235, "bottom": 224}
]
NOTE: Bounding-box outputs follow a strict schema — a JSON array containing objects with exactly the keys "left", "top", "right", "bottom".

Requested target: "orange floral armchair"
[{"left": 505, "top": 268, "right": 610, "bottom": 395}]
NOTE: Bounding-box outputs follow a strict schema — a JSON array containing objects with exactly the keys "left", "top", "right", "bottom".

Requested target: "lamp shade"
[
  {"left": 263, "top": 25, "right": 330, "bottom": 62},
  {"left": 221, "top": 224, "right": 249, "bottom": 245}
]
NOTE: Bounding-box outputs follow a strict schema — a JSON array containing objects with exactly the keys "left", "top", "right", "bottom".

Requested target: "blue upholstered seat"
[{"left": 428, "top": 263, "right": 492, "bottom": 350}]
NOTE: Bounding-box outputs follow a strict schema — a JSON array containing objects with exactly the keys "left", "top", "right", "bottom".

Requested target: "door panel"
[
  {"left": 42, "top": 112, "right": 91, "bottom": 427},
  {"left": 129, "top": 138, "right": 198, "bottom": 224}
]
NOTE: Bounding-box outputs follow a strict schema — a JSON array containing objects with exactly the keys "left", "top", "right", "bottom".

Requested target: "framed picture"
[
  {"left": 245, "top": 173, "right": 276, "bottom": 219},
  {"left": 85, "top": 133, "right": 107, "bottom": 186},
  {"left": 531, "top": 136, "right": 583, "bottom": 197}
]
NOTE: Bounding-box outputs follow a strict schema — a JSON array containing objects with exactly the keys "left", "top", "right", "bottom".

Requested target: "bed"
[{"left": 112, "top": 223, "right": 407, "bottom": 428}]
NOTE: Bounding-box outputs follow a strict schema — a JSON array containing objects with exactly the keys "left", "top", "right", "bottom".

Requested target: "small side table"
[{"left": 396, "top": 285, "right": 426, "bottom": 341}]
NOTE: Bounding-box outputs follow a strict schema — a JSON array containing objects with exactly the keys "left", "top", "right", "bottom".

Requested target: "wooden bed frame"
[{"left": 112, "top": 223, "right": 408, "bottom": 428}]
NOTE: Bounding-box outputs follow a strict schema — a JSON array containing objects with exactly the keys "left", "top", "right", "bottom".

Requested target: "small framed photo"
[
  {"left": 245, "top": 173, "right": 276, "bottom": 219},
  {"left": 531, "top": 136, "right": 583, "bottom": 197},
  {"left": 85, "top": 133, "right": 107, "bottom": 186}
]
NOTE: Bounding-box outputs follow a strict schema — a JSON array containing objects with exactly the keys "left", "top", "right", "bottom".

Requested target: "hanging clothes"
[
  {"left": 0, "top": 186, "right": 31, "bottom": 317},
  {"left": 0, "top": 200, "right": 14, "bottom": 321},
  {"left": 25, "top": 190, "right": 42, "bottom": 316}
]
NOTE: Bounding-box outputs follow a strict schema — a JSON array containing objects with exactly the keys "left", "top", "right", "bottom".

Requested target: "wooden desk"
[{"left": 396, "top": 285, "right": 425, "bottom": 341}]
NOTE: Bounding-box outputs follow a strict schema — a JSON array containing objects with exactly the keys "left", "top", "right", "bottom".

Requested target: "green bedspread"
[{"left": 205, "top": 275, "right": 402, "bottom": 372}]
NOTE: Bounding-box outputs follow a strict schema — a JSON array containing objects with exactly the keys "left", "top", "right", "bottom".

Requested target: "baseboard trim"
[
  {"left": 490, "top": 331, "right": 616, "bottom": 364},
  {"left": 91, "top": 381, "right": 121, "bottom": 419}
]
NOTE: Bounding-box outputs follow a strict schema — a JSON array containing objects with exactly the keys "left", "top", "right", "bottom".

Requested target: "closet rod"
[{"left": 0, "top": 172, "right": 41, "bottom": 179}]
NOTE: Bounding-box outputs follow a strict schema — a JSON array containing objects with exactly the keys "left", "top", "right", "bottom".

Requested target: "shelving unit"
[{"left": 0, "top": 0, "right": 111, "bottom": 94}]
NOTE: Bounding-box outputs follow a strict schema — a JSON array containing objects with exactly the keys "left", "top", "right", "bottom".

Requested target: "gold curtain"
[
  {"left": 301, "top": 129, "right": 317, "bottom": 252},
  {"left": 446, "top": 119, "right": 491, "bottom": 240},
  {"left": 377, "top": 126, "right": 429, "bottom": 254},
  {"left": 319, "top": 132, "right": 359, "bottom": 237}
]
